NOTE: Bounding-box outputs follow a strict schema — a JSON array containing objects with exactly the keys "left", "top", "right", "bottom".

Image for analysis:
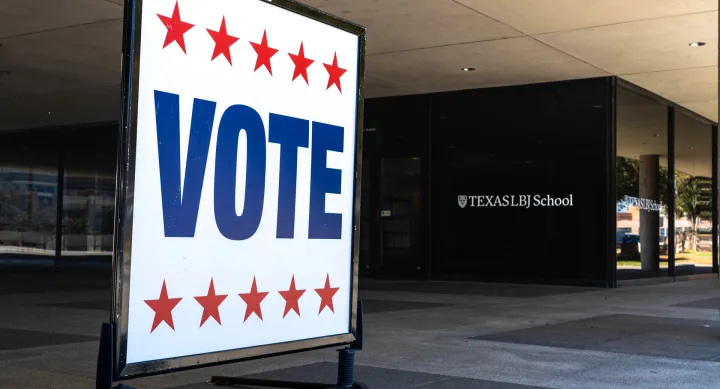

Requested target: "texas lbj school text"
[{"left": 460, "top": 194, "right": 575, "bottom": 209}]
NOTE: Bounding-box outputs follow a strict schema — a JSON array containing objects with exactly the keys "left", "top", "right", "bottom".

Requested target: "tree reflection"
[
  {"left": 616, "top": 157, "right": 638, "bottom": 211},
  {"left": 675, "top": 174, "right": 712, "bottom": 252},
  {"left": 615, "top": 156, "right": 669, "bottom": 213}
]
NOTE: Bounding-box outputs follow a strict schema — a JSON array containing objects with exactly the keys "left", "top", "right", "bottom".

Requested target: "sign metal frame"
[{"left": 113, "top": 0, "right": 366, "bottom": 379}]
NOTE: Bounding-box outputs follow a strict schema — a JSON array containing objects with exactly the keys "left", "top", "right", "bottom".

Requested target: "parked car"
[
  {"left": 620, "top": 234, "right": 641, "bottom": 256},
  {"left": 621, "top": 234, "right": 640, "bottom": 244}
]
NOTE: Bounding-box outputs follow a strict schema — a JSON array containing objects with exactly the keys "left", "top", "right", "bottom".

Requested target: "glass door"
[{"left": 375, "top": 157, "right": 425, "bottom": 278}]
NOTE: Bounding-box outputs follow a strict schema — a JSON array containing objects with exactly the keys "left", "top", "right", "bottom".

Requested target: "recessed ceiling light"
[
  {"left": 689, "top": 42, "right": 706, "bottom": 47},
  {"left": 654, "top": 134, "right": 660, "bottom": 137},
  {"left": 461, "top": 67, "right": 475, "bottom": 72},
  {"left": 0, "top": 70, "right": 11, "bottom": 76},
  {"left": 689, "top": 146, "right": 694, "bottom": 150}
]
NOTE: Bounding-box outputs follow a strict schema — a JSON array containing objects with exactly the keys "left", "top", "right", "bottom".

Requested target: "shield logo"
[{"left": 458, "top": 195, "right": 468, "bottom": 208}]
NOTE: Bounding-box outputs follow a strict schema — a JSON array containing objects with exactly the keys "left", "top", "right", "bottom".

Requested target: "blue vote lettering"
[
  {"left": 268, "top": 114, "right": 309, "bottom": 239},
  {"left": 153, "top": 90, "right": 344, "bottom": 241},
  {"left": 214, "top": 104, "right": 267, "bottom": 241},
  {"left": 309, "top": 122, "right": 344, "bottom": 239},
  {"left": 154, "top": 91, "right": 215, "bottom": 237}
]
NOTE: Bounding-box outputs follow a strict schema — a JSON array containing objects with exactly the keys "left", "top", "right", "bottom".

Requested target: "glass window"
[
  {"left": 616, "top": 86, "right": 669, "bottom": 280},
  {"left": 0, "top": 131, "right": 60, "bottom": 266},
  {"left": 59, "top": 127, "right": 117, "bottom": 268},
  {"left": 674, "top": 111, "right": 713, "bottom": 276}
]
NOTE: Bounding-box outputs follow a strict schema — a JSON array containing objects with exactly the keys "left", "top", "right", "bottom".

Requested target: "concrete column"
[{"left": 640, "top": 155, "right": 660, "bottom": 271}]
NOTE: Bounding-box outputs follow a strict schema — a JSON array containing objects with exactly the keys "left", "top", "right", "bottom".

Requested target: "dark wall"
[
  {"left": 363, "top": 95, "right": 430, "bottom": 157},
  {"left": 363, "top": 77, "right": 613, "bottom": 286}
]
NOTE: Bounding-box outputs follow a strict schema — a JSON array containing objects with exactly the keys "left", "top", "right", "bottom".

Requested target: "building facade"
[{"left": 0, "top": 76, "right": 716, "bottom": 287}]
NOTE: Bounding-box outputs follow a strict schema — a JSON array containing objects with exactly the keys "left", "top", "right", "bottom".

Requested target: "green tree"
[
  {"left": 616, "top": 157, "right": 639, "bottom": 211},
  {"left": 676, "top": 175, "right": 712, "bottom": 252}
]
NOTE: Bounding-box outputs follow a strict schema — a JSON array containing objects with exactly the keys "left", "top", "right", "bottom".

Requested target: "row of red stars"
[
  {"left": 144, "top": 274, "right": 340, "bottom": 333},
  {"left": 157, "top": 1, "right": 348, "bottom": 92}
]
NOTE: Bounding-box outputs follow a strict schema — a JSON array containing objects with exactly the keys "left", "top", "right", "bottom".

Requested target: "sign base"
[
  {"left": 96, "top": 322, "right": 136, "bottom": 389},
  {"left": 210, "top": 301, "right": 367, "bottom": 389},
  {"left": 97, "top": 301, "right": 366, "bottom": 389}
]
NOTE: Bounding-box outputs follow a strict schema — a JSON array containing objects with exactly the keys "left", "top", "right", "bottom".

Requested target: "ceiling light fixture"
[
  {"left": 689, "top": 41, "right": 706, "bottom": 47},
  {"left": 654, "top": 134, "right": 660, "bottom": 137},
  {"left": 461, "top": 67, "right": 475, "bottom": 72},
  {"left": 0, "top": 70, "right": 11, "bottom": 76}
]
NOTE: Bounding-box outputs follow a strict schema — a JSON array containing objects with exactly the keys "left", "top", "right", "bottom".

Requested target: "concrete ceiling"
[{"left": 0, "top": 0, "right": 717, "bottom": 131}]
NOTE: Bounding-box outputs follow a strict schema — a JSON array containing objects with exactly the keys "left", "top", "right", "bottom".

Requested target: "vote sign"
[{"left": 115, "top": 0, "right": 364, "bottom": 377}]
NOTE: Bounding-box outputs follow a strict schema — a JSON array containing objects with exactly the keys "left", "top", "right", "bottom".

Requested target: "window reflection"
[
  {"left": 674, "top": 112, "right": 713, "bottom": 276},
  {"left": 616, "top": 86, "right": 669, "bottom": 279},
  {"left": 0, "top": 132, "right": 59, "bottom": 266},
  {"left": 61, "top": 173, "right": 115, "bottom": 260},
  {"left": 60, "top": 127, "right": 117, "bottom": 267}
]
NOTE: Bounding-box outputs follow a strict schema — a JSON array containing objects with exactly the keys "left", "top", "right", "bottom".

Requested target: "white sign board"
[{"left": 114, "top": 0, "right": 363, "bottom": 376}]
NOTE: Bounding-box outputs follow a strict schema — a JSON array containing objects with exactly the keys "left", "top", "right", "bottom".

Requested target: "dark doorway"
[{"left": 361, "top": 156, "right": 426, "bottom": 279}]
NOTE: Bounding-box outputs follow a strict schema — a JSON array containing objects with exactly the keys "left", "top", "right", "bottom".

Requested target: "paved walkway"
[{"left": 0, "top": 272, "right": 718, "bottom": 388}]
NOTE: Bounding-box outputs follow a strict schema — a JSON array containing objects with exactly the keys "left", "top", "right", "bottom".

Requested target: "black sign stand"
[
  {"left": 210, "top": 300, "right": 367, "bottom": 389},
  {"left": 96, "top": 322, "right": 135, "bottom": 389},
  {"left": 96, "top": 301, "right": 367, "bottom": 389}
]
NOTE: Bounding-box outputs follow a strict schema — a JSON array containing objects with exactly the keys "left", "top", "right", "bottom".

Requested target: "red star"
[
  {"left": 288, "top": 41, "right": 314, "bottom": 84},
  {"left": 323, "top": 52, "right": 347, "bottom": 93},
  {"left": 157, "top": 1, "right": 194, "bottom": 54},
  {"left": 207, "top": 16, "right": 239, "bottom": 65},
  {"left": 194, "top": 278, "right": 228, "bottom": 327},
  {"left": 239, "top": 276, "right": 269, "bottom": 322},
  {"left": 315, "top": 274, "right": 340, "bottom": 314},
  {"left": 250, "top": 29, "right": 279, "bottom": 75},
  {"left": 144, "top": 280, "right": 182, "bottom": 333},
  {"left": 279, "top": 275, "right": 306, "bottom": 318}
]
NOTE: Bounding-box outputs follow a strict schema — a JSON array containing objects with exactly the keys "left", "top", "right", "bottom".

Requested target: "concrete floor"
[{"left": 0, "top": 271, "right": 718, "bottom": 389}]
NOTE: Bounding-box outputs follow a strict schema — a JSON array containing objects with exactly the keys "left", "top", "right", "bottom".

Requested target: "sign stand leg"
[
  {"left": 210, "top": 301, "right": 368, "bottom": 389},
  {"left": 96, "top": 322, "right": 136, "bottom": 389}
]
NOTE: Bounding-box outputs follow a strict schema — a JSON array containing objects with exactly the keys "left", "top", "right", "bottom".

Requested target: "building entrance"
[{"left": 361, "top": 156, "right": 427, "bottom": 280}]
